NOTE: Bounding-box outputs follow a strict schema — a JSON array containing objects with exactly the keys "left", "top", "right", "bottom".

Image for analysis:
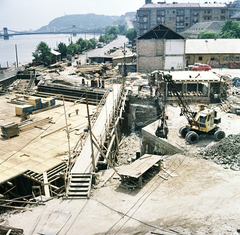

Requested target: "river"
[{"left": 0, "top": 33, "right": 100, "bottom": 68}]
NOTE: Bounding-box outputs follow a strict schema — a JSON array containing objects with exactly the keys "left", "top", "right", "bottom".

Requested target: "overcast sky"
[
  {"left": 0, "top": 0, "right": 145, "bottom": 31},
  {"left": 0, "top": 0, "right": 228, "bottom": 32}
]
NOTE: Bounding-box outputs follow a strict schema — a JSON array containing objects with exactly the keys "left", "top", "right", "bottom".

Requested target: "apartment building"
[{"left": 136, "top": 0, "right": 240, "bottom": 36}]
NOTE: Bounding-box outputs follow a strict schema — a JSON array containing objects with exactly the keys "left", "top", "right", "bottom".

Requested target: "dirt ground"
[{"left": 1, "top": 68, "right": 240, "bottom": 235}]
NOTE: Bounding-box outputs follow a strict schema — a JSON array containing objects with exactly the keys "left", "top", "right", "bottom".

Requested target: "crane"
[{"left": 155, "top": 73, "right": 225, "bottom": 144}]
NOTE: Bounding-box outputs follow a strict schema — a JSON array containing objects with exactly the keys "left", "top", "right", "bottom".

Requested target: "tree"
[
  {"left": 197, "top": 30, "right": 218, "bottom": 39},
  {"left": 126, "top": 28, "right": 137, "bottom": 42},
  {"left": 58, "top": 42, "right": 67, "bottom": 57},
  {"left": 220, "top": 19, "right": 240, "bottom": 38},
  {"left": 107, "top": 26, "right": 119, "bottom": 36},
  {"left": 67, "top": 43, "right": 81, "bottom": 55},
  {"left": 118, "top": 25, "right": 126, "bottom": 34},
  {"left": 89, "top": 38, "right": 97, "bottom": 49},
  {"left": 32, "top": 41, "right": 52, "bottom": 64}
]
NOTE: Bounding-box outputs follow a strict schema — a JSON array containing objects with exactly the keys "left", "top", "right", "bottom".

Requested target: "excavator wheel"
[
  {"left": 179, "top": 126, "right": 188, "bottom": 138},
  {"left": 214, "top": 130, "right": 225, "bottom": 141},
  {"left": 185, "top": 131, "right": 199, "bottom": 144}
]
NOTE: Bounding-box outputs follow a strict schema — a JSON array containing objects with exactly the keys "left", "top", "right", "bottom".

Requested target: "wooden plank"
[
  {"left": 40, "top": 124, "right": 71, "bottom": 138},
  {"left": 117, "top": 155, "right": 163, "bottom": 178},
  {"left": 19, "top": 117, "right": 52, "bottom": 132}
]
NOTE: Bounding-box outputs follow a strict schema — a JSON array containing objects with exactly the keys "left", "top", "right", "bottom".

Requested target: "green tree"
[
  {"left": 67, "top": 43, "right": 81, "bottom": 55},
  {"left": 76, "top": 37, "right": 84, "bottom": 45},
  {"left": 220, "top": 19, "right": 240, "bottom": 38},
  {"left": 99, "top": 35, "right": 106, "bottom": 43},
  {"left": 197, "top": 29, "right": 218, "bottom": 39},
  {"left": 118, "top": 25, "right": 126, "bottom": 34},
  {"left": 107, "top": 26, "right": 119, "bottom": 36},
  {"left": 89, "top": 38, "right": 97, "bottom": 49},
  {"left": 58, "top": 42, "right": 67, "bottom": 57},
  {"left": 126, "top": 28, "right": 137, "bottom": 42},
  {"left": 32, "top": 41, "right": 52, "bottom": 64}
]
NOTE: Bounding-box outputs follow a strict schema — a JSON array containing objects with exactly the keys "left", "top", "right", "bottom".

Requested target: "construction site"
[{"left": 0, "top": 45, "right": 240, "bottom": 235}]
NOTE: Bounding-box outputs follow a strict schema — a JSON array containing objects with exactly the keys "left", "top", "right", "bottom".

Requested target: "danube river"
[{"left": 0, "top": 33, "right": 100, "bottom": 68}]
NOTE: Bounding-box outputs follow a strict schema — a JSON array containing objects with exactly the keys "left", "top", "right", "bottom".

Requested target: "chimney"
[{"left": 146, "top": 0, "right": 152, "bottom": 4}]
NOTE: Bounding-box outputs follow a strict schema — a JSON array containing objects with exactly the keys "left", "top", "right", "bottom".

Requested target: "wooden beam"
[
  {"left": 92, "top": 137, "right": 120, "bottom": 176},
  {"left": 40, "top": 124, "right": 71, "bottom": 138}
]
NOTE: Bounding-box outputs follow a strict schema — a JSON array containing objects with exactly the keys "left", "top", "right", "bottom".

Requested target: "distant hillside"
[{"left": 37, "top": 13, "right": 124, "bottom": 33}]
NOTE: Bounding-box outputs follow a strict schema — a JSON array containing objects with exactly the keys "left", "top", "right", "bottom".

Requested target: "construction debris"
[
  {"left": 198, "top": 133, "right": 240, "bottom": 170},
  {"left": 118, "top": 132, "right": 141, "bottom": 165}
]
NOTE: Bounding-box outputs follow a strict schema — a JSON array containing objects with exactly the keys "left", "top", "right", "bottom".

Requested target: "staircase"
[{"left": 67, "top": 173, "right": 92, "bottom": 199}]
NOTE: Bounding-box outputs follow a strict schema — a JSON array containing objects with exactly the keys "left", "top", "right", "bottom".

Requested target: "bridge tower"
[
  {"left": 72, "top": 25, "right": 77, "bottom": 37},
  {"left": 3, "top": 27, "right": 9, "bottom": 40}
]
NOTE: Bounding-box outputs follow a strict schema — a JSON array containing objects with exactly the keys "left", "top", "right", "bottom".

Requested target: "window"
[
  {"left": 173, "top": 11, "right": 175, "bottom": 13},
  {"left": 223, "top": 57, "right": 228, "bottom": 60},
  {"left": 214, "top": 17, "right": 219, "bottom": 20},
  {"left": 169, "top": 17, "right": 172, "bottom": 20},
  {"left": 221, "top": 10, "right": 226, "bottom": 14},
  {"left": 221, "top": 16, "right": 225, "bottom": 20},
  {"left": 185, "top": 17, "right": 188, "bottom": 20},
  {"left": 144, "top": 17, "right": 148, "bottom": 22},
  {"left": 199, "top": 56, "right": 203, "bottom": 61},
  {"left": 214, "top": 10, "right": 219, "bottom": 14},
  {"left": 211, "top": 58, "right": 215, "bottom": 61},
  {"left": 186, "top": 23, "right": 188, "bottom": 26},
  {"left": 235, "top": 57, "right": 239, "bottom": 61},
  {"left": 208, "top": 10, "right": 211, "bottom": 14}
]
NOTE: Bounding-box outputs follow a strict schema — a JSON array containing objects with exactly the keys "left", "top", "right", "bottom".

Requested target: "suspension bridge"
[{"left": 0, "top": 25, "right": 100, "bottom": 40}]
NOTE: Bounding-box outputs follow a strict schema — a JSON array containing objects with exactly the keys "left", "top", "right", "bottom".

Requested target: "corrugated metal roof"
[{"left": 185, "top": 39, "right": 240, "bottom": 54}]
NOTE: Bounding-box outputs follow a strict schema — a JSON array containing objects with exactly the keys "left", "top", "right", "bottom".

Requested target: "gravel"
[{"left": 199, "top": 133, "right": 240, "bottom": 170}]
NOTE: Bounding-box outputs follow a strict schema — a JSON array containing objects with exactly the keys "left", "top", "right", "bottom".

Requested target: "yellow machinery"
[{"left": 164, "top": 73, "right": 225, "bottom": 144}]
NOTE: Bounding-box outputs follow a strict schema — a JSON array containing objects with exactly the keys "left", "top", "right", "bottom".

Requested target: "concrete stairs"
[{"left": 66, "top": 173, "right": 92, "bottom": 199}]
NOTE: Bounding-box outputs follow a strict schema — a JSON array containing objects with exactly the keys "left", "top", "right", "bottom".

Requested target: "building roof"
[
  {"left": 185, "top": 39, "right": 240, "bottom": 54},
  {"left": 181, "top": 21, "right": 226, "bottom": 38},
  {"left": 231, "top": 11, "right": 240, "bottom": 19},
  {"left": 198, "top": 2, "right": 227, "bottom": 7},
  {"left": 139, "top": 3, "right": 200, "bottom": 9},
  {"left": 137, "top": 23, "right": 184, "bottom": 40},
  {"left": 51, "top": 49, "right": 61, "bottom": 56}
]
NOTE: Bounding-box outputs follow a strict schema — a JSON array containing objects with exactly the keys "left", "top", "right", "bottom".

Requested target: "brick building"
[{"left": 137, "top": 24, "right": 185, "bottom": 72}]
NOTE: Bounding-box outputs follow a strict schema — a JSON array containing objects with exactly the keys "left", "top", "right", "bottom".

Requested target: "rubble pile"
[
  {"left": 117, "top": 132, "right": 141, "bottom": 165},
  {"left": 199, "top": 133, "right": 240, "bottom": 170}
]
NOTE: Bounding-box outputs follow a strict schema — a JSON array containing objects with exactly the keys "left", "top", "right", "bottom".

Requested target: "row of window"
[
  {"left": 202, "top": 16, "right": 225, "bottom": 20},
  {"left": 203, "top": 10, "right": 226, "bottom": 14},
  {"left": 196, "top": 56, "right": 240, "bottom": 61},
  {"left": 139, "top": 9, "right": 227, "bottom": 17}
]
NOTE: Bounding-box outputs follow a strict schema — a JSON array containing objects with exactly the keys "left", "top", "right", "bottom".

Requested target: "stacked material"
[
  {"left": 1, "top": 123, "right": 20, "bottom": 139},
  {"left": 43, "top": 97, "right": 55, "bottom": 106},
  {"left": 41, "top": 101, "right": 49, "bottom": 108},
  {"left": 28, "top": 97, "right": 42, "bottom": 110},
  {"left": 15, "top": 105, "right": 34, "bottom": 116}
]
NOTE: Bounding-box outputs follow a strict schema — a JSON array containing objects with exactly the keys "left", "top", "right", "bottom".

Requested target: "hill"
[{"left": 37, "top": 13, "right": 123, "bottom": 33}]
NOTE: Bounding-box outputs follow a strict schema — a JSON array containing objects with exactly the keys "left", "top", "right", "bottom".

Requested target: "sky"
[{"left": 0, "top": 0, "right": 145, "bottom": 32}]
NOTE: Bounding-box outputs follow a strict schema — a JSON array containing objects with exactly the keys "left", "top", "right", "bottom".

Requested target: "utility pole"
[
  {"left": 15, "top": 44, "right": 18, "bottom": 68},
  {"left": 85, "top": 92, "right": 96, "bottom": 172},
  {"left": 122, "top": 43, "right": 127, "bottom": 86}
]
